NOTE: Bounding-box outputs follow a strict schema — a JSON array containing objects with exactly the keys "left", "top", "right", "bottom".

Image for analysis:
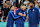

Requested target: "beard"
[{"left": 30, "top": 6, "right": 33, "bottom": 9}]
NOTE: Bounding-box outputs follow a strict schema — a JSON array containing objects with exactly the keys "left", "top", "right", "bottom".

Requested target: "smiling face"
[
  {"left": 39, "top": 3, "right": 40, "bottom": 9},
  {"left": 11, "top": 6, "right": 14, "bottom": 11},
  {"left": 21, "top": 6, "right": 26, "bottom": 10}
]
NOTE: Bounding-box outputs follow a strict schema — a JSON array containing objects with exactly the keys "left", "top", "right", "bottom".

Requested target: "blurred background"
[{"left": 0, "top": 0, "right": 40, "bottom": 27}]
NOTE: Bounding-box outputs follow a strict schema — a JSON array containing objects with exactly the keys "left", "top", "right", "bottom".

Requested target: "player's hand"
[
  {"left": 23, "top": 14, "right": 26, "bottom": 17},
  {"left": 37, "top": 24, "right": 39, "bottom": 27},
  {"left": 26, "top": 16, "right": 28, "bottom": 22},
  {"left": 18, "top": 13, "right": 23, "bottom": 16}
]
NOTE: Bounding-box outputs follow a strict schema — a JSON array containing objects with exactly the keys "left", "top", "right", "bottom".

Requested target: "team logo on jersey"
[
  {"left": 33, "top": 9, "right": 34, "bottom": 11},
  {"left": 39, "top": 9, "right": 40, "bottom": 12}
]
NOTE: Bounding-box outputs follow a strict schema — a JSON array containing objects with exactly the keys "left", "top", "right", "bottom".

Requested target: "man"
[
  {"left": 7, "top": 6, "right": 20, "bottom": 27},
  {"left": 28, "top": 2, "right": 39, "bottom": 27},
  {"left": 23, "top": 0, "right": 29, "bottom": 5},
  {"left": 7, "top": 6, "right": 15, "bottom": 27},
  {"left": 15, "top": 6, "right": 27, "bottom": 27},
  {"left": 10, "top": 0, "right": 16, "bottom": 5},
  {"left": 3, "top": 4, "right": 10, "bottom": 22}
]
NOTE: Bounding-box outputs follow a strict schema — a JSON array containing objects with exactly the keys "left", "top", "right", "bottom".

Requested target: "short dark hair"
[
  {"left": 30, "top": 2, "right": 35, "bottom": 4},
  {"left": 30, "top": 2, "right": 35, "bottom": 6},
  {"left": 10, "top": 5, "right": 14, "bottom": 9}
]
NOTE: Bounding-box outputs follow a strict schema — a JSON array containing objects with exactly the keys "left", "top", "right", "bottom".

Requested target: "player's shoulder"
[
  {"left": 16, "top": 8, "right": 21, "bottom": 11},
  {"left": 18, "top": 8, "right": 21, "bottom": 10},
  {"left": 28, "top": 9, "right": 30, "bottom": 12},
  {"left": 34, "top": 7, "right": 39, "bottom": 11}
]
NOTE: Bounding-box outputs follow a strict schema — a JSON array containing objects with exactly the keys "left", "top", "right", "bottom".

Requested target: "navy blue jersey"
[
  {"left": 28, "top": 7, "right": 39, "bottom": 27},
  {"left": 7, "top": 10, "right": 14, "bottom": 27}
]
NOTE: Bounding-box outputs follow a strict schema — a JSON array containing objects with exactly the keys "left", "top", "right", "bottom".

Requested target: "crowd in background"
[{"left": 0, "top": 0, "right": 40, "bottom": 22}]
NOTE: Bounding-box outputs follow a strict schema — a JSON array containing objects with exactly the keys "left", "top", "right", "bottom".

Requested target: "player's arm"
[
  {"left": 18, "top": 12, "right": 26, "bottom": 16},
  {"left": 7, "top": 12, "right": 11, "bottom": 21},
  {"left": 16, "top": 8, "right": 23, "bottom": 16},
  {"left": 18, "top": 12, "right": 23, "bottom": 16},
  {"left": 11, "top": 12, "right": 20, "bottom": 19}
]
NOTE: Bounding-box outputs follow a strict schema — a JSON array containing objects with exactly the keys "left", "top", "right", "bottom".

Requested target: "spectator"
[
  {"left": 3, "top": 4, "right": 10, "bottom": 22},
  {"left": 28, "top": 0, "right": 34, "bottom": 2},
  {"left": 0, "top": 0, "right": 3, "bottom": 6},
  {"left": 27, "top": 5, "right": 30, "bottom": 13},
  {"left": 38, "top": 0, "right": 40, "bottom": 2},
  {"left": 35, "top": 1, "right": 39, "bottom": 8},
  {"left": 23, "top": 0, "right": 29, "bottom": 6},
  {"left": 20, "top": 1, "right": 23, "bottom": 6},
  {"left": 8, "top": 2, "right": 11, "bottom": 8},
  {"left": 3, "top": 0, "right": 6, "bottom": 3},
  {"left": 26, "top": 3, "right": 29, "bottom": 9}
]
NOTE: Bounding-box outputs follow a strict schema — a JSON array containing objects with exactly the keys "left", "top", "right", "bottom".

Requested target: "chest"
[{"left": 29, "top": 9, "right": 36, "bottom": 16}]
